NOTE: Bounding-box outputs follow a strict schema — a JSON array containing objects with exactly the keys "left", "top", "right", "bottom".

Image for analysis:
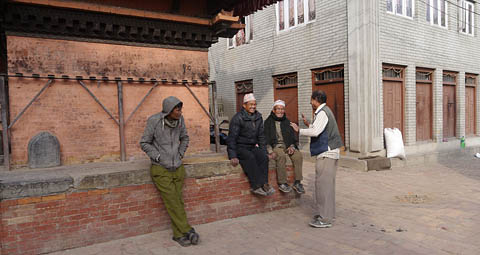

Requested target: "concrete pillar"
[
  {"left": 477, "top": 76, "right": 480, "bottom": 135},
  {"left": 404, "top": 65, "right": 416, "bottom": 145},
  {"left": 433, "top": 69, "right": 443, "bottom": 142},
  {"left": 457, "top": 71, "right": 466, "bottom": 138},
  {"left": 347, "top": 0, "right": 382, "bottom": 154}
]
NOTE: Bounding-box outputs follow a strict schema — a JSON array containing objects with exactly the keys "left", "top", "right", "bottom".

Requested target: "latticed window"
[
  {"left": 273, "top": 73, "right": 298, "bottom": 88},
  {"left": 276, "top": 0, "right": 315, "bottom": 32},
  {"left": 465, "top": 74, "right": 477, "bottom": 86},
  {"left": 443, "top": 73, "right": 457, "bottom": 84},
  {"left": 382, "top": 66, "right": 404, "bottom": 79},
  {"left": 235, "top": 80, "right": 253, "bottom": 93},
  {"left": 416, "top": 70, "right": 433, "bottom": 82},
  {"left": 313, "top": 67, "right": 344, "bottom": 83}
]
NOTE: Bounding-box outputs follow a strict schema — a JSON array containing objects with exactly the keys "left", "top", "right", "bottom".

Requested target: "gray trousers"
[{"left": 314, "top": 157, "right": 338, "bottom": 222}]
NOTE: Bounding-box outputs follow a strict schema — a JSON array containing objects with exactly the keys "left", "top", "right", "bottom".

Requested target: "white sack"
[{"left": 384, "top": 128, "right": 406, "bottom": 159}]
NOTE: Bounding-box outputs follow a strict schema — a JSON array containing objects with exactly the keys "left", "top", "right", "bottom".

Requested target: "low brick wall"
[{"left": 0, "top": 157, "right": 297, "bottom": 255}]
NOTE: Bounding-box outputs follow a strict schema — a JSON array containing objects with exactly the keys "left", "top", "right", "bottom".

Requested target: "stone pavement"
[{"left": 49, "top": 153, "right": 480, "bottom": 255}]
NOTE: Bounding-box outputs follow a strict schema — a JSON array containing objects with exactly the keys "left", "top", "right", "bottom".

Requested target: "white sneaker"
[{"left": 475, "top": 153, "right": 480, "bottom": 158}]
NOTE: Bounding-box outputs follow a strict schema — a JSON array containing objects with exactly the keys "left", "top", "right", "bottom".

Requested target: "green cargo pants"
[{"left": 150, "top": 164, "right": 192, "bottom": 238}]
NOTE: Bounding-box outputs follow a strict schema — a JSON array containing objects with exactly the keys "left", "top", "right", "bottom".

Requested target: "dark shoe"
[
  {"left": 309, "top": 215, "right": 332, "bottom": 228},
  {"left": 172, "top": 235, "right": 191, "bottom": 247},
  {"left": 292, "top": 182, "right": 305, "bottom": 194},
  {"left": 278, "top": 183, "right": 292, "bottom": 193},
  {"left": 252, "top": 187, "right": 268, "bottom": 196},
  {"left": 263, "top": 183, "right": 275, "bottom": 195},
  {"left": 187, "top": 228, "right": 199, "bottom": 245}
]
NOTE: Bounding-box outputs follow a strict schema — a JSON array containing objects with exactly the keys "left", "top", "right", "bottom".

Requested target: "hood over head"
[{"left": 162, "top": 96, "right": 183, "bottom": 114}]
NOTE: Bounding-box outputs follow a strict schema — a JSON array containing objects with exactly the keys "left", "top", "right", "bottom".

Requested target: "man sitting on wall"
[
  {"left": 227, "top": 93, "right": 275, "bottom": 196},
  {"left": 140, "top": 96, "right": 199, "bottom": 247},
  {"left": 264, "top": 100, "right": 305, "bottom": 194}
]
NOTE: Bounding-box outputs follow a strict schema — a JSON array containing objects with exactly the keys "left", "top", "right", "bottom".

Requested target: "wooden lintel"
[
  {"left": 12, "top": 0, "right": 212, "bottom": 26},
  {"left": 212, "top": 13, "right": 240, "bottom": 24}
]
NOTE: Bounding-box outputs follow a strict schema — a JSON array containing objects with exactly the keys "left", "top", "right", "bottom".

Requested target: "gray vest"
[{"left": 321, "top": 106, "right": 343, "bottom": 150}]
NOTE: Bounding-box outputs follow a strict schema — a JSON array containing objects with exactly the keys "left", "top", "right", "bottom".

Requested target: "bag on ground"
[{"left": 384, "top": 128, "right": 406, "bottom": 159}]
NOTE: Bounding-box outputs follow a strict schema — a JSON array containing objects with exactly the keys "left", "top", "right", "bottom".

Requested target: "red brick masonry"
[{"left": 0, "top": 165, "right": 297, "bottom": 255}]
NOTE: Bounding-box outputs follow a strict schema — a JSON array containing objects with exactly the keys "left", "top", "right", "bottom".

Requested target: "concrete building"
[{"left": 209, "top": 0, "right": 480, "bottom": 160}]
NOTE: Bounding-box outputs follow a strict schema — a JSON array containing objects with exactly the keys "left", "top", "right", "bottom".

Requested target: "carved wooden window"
[
  {"left": 276, "top": 0, "right": 315, "bottom": 32},
  {"left": 443, "top": 72, "right": 457, "bottom": 85},
  {"left": 235, "top": 80, "right": 253, "bottom": 94},
  {"left": 312, "top": 67, "right": 344, "bottom": 84},
  {"left": 416, "top": 69, "right": 433, "bottom": 82},
  {"left": 228, "top": 14, "right": 253, "bottom": 48},
  {"left": 382, "top": 65, "right": 405, "bottom": 81},
  {"left": 273, "top": 73, "right": 298, "bottom": 89},
  {"left": 466, "top": 73, "right": 477, "bottom": 86}
]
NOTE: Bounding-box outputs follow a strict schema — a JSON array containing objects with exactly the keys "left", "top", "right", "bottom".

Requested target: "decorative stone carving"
[{"left": 28, "top": 132, "right": 61, "bottom": 168}]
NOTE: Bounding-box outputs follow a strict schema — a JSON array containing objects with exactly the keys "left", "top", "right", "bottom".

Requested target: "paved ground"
[{"left": 50, "top": 154, "right": 480, "bottom": 255}]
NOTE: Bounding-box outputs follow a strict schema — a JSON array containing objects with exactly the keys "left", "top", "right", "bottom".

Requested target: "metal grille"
[
  {"left": 416, "top": 71, "right": 432, "bottom": 81},
  {"left": 314, "top": 69, "right": 344, "bottom": 81},
  {"left": 382, "top": 68, "right": 403, "bottom": 79},
  {"left": 443, "top": 74, "right": 456, "bottom": 83},
  {"left": 274, "top": 74, "right": 297, "bottom": 87}
]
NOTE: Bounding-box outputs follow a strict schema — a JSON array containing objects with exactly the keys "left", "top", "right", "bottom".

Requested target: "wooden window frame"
[
  {"left": 228, "top": 15, "right": 253, "bottom": 49},
  {"left": 276, "top": 0, "right": 316, "bottom": 33},
  {"left": 426, "top": 0, "right": 448, "bottom": 28},
  {"left": 459, "top": 0, "right": 475, "bottom": 36},
  {"left": 387, "top": 0, "right": 415, "bottom": 19},
  {"left": 273, "top": 73, "right": 298, "bottom": 89},
  {"left": 442, "top": 71, "right": 457, "bottom": 86},
  {"left": 312, "top": 65, "right": 345, "bottom": 85}
]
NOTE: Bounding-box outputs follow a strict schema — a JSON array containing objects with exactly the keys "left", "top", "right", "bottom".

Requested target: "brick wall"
[
  {"left": 0, "top": 166, "right": 297, "bottom": 255},
  {"left": 6, "top": 36, "right": 210, "bottom": 166}
]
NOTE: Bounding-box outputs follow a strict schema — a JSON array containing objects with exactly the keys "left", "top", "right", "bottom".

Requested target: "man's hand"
[
  {"left": 230, "top": 158, "right": 239, "bottom": 167},
  {"left": 287, "top": 146, "right": 295, "bottom": 155},
  {"left": 268, "top": 152, "right": 277, "bottom": 160},
  {"left": 290, "top": 122, "right": 299, "bottom": 132},
  {"left": 301, "top": 113, "right": 310, "bottom": 127}
]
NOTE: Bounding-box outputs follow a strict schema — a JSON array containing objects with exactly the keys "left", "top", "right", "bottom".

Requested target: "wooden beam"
[
  {"left": 11, "top": 0, "right": 212, "bottom": 26},
  {"left": 0, "top": 76, "right": 10, "bottom": 170}
]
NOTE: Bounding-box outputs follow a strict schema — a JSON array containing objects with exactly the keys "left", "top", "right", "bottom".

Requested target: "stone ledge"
[{"left": 0, "top": 154, "right": 238, "bottom": 200}]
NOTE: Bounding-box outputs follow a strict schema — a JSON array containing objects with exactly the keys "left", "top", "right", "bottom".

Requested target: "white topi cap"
[
  {"left": 243, "top": 93, "right": 256, "bottom": 103},
  {"left": 273, "top": 99, "right": 286, "bottom": 108}
]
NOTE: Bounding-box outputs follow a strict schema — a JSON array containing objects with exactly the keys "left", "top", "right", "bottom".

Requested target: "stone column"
[
  {"left": 347, "top": 0, "right": 383, "bottom": 154},
  {"left": 457, "top": 72, "right": 465, "bottom": 138}
]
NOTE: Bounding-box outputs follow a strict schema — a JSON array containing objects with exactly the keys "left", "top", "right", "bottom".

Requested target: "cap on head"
[
  {"left": 243, "top": 93, "right": 256, "bottom": 103},
  {"left": 273, "top": 99, "right": 285, "bottom": 108}
]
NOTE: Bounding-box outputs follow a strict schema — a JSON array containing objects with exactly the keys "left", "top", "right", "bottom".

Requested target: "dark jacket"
[
  {"left": 227, "top": 108, "right": 266, "bottom": 159},
  {"left": 264, "top": 111, "right": 298, "bottom": 149},
  {"left": 140, "top": 96, "right": 189, "bottom": 171}
]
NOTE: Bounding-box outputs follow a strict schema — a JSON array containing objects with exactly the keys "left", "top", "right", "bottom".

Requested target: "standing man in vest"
[
  {"left": 140, "top": 96, "right": 199, "bottom": 247},
  {"left": 290, "top": 90, "right": 343, "bottom": 228}
]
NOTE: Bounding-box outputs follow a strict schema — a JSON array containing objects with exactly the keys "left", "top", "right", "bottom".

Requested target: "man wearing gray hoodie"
[{"left": 140, "top": 96, "right": 199, "bottom": 247}]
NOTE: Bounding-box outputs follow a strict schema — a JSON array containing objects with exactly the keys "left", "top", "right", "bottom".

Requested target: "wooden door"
[
  {"left": 443, "top": 85, "right": 456, "bottom": 138},
  {"left": 273, "top": 73, "right": 298, "bottom": 124},
  {"left": 235, "top": 80, "right": 253, "bottom": 113},
  {"left": 274, "top": 87, "right": 298, "bottom": 124},
  {"left": 465, "top": 86, "right": 476, "bottom": 135},
  {"left": 416, "top": 83, "right": 433, "bottom": 141},
  {"left": 383, "top": 80, "right": 404, "bottom": 134},
  {"left": 312, "top": 66, "right": 345, "bottom": 143}
]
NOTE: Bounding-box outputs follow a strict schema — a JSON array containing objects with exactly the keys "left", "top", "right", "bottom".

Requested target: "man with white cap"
[
  {"left": 264, "top": 100, "right": 304, "bottom": 194},
  {"left": 227, "top": 93, "right": 275, "bottom": 196}
]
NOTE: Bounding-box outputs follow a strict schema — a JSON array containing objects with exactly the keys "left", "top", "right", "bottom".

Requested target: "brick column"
[
  {"left": 404, "top": 65, "right": 416, "bottom": 145},
  {"left": 457, "top": 72, "right": 466, "bottom": 138},
  {"left": 433, "top": 69, "right": 443, "bottom": 142}
]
